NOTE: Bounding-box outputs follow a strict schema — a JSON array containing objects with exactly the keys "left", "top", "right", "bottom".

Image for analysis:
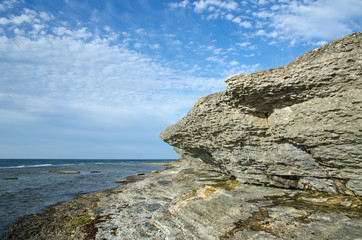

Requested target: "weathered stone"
[
  {"left": 48, "top": 170, "right": 80, "bottom": 174},
  {"left": 160, "top": 32, "right": 362, "bottom": 196},
  {"left": 113, "top": 179, "right": 127, "bottom": 183}
]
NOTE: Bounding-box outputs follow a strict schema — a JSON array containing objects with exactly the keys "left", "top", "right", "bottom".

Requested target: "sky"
[{"left": 0, "top": 0, "right": 361, "bottom": 159}]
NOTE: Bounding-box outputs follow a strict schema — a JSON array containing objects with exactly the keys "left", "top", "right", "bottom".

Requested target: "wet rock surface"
[{"left": 3, "top": 160, "right": 361, "bottom": 239}]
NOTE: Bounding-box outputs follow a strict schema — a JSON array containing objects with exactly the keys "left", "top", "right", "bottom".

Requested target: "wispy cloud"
[
  {"left": 232, "top": 17, "right": 252, "bottom": 28},
  {"left": 170, "top": 0, "right": 361, "bottom": 43},
  {"left": 169, "top": 0, "right": 190, "bottom": 8},
  {"left": 193, "top": 0, "right": 238, "bottom": 12},
  {"left": 0, "top": 0, "right": 23, "bottom": 11},
  {"left": 0, "top": 5, "right": 228, "bottom": 157},
  {"left": 222, "top": 63, "right": 261, "bottom": 78},
  {"left": 257, "top": 0, "right": 362, "bottom": 41}
]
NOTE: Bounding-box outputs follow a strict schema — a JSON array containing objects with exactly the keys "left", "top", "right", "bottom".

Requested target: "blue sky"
[{"left": 0, "top": 0, "right": 361, "bottom": 159}]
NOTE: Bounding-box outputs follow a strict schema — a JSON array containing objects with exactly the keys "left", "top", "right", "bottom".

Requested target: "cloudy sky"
[{"left": 0, "top": 0, "right": 361, "bottom": 159}]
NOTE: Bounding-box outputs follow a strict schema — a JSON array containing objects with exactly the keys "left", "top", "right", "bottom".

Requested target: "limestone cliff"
[{"left": 160, "top": 32, "right": 362, "bottom": 196}]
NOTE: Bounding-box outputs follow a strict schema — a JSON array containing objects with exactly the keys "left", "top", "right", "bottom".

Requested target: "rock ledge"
[{"left": 160, "top": 32, "right": 362, "bottom": 196}]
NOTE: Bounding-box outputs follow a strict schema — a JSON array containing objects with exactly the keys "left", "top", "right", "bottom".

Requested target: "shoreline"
[
  {"left": 1, "top": 160, "right": 173, "bottom": 239},
  {"left": 2, "top": 160, "right": 177, "bottom": 239},
  {"left": 3, "top": 159, "right": 361, "bottom": 239},
  {"left": 136, "top": 160, "right": 178, "bottom": 166}
]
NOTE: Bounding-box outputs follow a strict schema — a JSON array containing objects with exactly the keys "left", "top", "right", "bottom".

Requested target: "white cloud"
[
  {"left": 213, "top": 47, "right": 223, "bottom": 54},
  {"left": 134, "top": 42, "right": 143, "bottom": 48},
  {"left": 0, "top": 0, "right": 23, "bottom": 11},
  {"left": 236, "top": 41, "right": 251, "bottom": 47},
  {"left": 252, "top": 10, "right": 274, "bottom": 18},
  {"left": 150, "top": 43, "right": 161, "bottom": 49},
  {"left": 243, "top": 53, "right": 255, "bottom": 57},
  {"left": 0, "top": 8, "right": 53, "bottom": 30},
  {"left": 103, "top": 25, "right": 111, "bottom": 32},
  {"left": 39, "top": 11, "right": 53, "bottom": 21},
  {"left": 223, "top": 63, "right": 261, "bottom": 78},
  {"left": 135, "top": 28, "right": 146, "bottom": 35},
  {"left": 258, "top": 0, "right": 268, "bottom": 5},
  {"left": 0, "top": 9, "right": 227, "bottom": 134},
  {"left": 236, "top": 41, "right": 257, "bottom": 51},
  {"left": 206, "top": 12, "right": 219, "bottom": 20},
  {"left": 165, "top": 33, "right": 176, "bottom": 38},
  {"left": 169, "top": 0, "right": 190, "bottom": 8},
  {"left": 229, "top": 60, "right": 239, "bottom": 66},
  {"left": 193, "top": 0, "right": 239, "bottom": 12},
  {"left": 270, "top": 4, "right": 281, "bottom": 11},
  {"left": 54, "top": 26, "right": 92, "bottom": 39},
  {"left": 255, "top": 29, "right": 266, "bottom": 36},
  {"left": 172, "top": 39, "right": 182, "bottom": 45},
  {"left": 270, "top": 0, "right": 362, "bottom": 40},
  {"left": 205, "top": 56, "right": 220, "bottom": 62},
  {"left": 225, "top": 13, "right": 234, "bottom": 20},
  {"left": 268, "top": 40, "right": 277, "bottom": 45},
  {"left": 315, "top": 40, "right": 328, "bottom": 46},
  {"left": 0, "top": 9, "right": 36, "bottom": 25},
  {"left": 235, "top": 19, "right": 252, "bottom": 28},
  {"left": 255, "top": 29, "right": 278, "bottom": 38}
]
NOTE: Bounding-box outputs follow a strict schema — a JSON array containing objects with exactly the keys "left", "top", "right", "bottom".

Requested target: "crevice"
[
  {"left": 264, "top": 112, "right": 270, "bottom": 127},
  {"left": 275, "top": 139, "right": 312, "bottom": 155},
  {"left": 220, "top": 207, "right": 276, "bottom": 240}
]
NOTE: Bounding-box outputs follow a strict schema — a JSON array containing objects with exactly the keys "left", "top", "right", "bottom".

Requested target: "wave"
[
  {"left": 0, "top": 164, "right": 53, "bottom": 169},
  {"left": 0, "top": 159, "right": 136, "bottom": 169}
]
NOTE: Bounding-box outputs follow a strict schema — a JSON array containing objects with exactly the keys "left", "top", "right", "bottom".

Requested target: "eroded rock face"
[{"left": 160, "top": 32, "right": 362, "bottom": 196}]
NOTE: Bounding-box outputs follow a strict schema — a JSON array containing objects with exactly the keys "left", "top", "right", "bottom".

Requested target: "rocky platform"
[
  {"left": 3, "top": 32, "right": 362, "bottom": 239},
  {"left": 3, "top": 160, "right": 362, "bottom": 239}
]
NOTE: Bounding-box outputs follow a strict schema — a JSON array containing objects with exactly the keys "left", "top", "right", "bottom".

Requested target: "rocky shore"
[
  {"left": 3, "top": 159, "right": 361, "bottom": 239},
  {"left": 3, "top": 32, "right": 362, "bottom": 239}
]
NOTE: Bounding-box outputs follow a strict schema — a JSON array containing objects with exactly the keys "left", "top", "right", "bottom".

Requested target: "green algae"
[
  {"left": 212, "top": 179, "right": 242, "bottom": 190},
  {"left": 62, "top": 213, "right": 92, "bottom": 232}
]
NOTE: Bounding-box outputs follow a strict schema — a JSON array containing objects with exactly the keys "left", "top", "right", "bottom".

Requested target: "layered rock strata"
[{"left": 160, "top": 32, "right": 362, "bottom": 196}]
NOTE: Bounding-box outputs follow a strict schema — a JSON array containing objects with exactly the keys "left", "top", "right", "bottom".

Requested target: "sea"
[{"left": 0, "top": 158, "right": 173, "bottom": 237}]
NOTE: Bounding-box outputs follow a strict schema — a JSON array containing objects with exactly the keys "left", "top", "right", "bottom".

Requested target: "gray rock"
[
  {"left": 48, "top": 170, "right": 80, "bottom": 174},
  {"left": 160, "top": 32, "right": 362, "bottom": 196},
  {"left": 113, "top": 179, "right": 127, "bottom": 183}
]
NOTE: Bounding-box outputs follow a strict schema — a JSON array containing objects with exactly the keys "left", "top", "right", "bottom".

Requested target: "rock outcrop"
[{"left": 160, "top": 32, "right": 362, "bottom": 196}]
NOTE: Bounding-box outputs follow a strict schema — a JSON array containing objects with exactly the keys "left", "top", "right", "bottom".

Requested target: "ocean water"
[{"left": 0, "top": 159, "right": 173, "bottom": 237}]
